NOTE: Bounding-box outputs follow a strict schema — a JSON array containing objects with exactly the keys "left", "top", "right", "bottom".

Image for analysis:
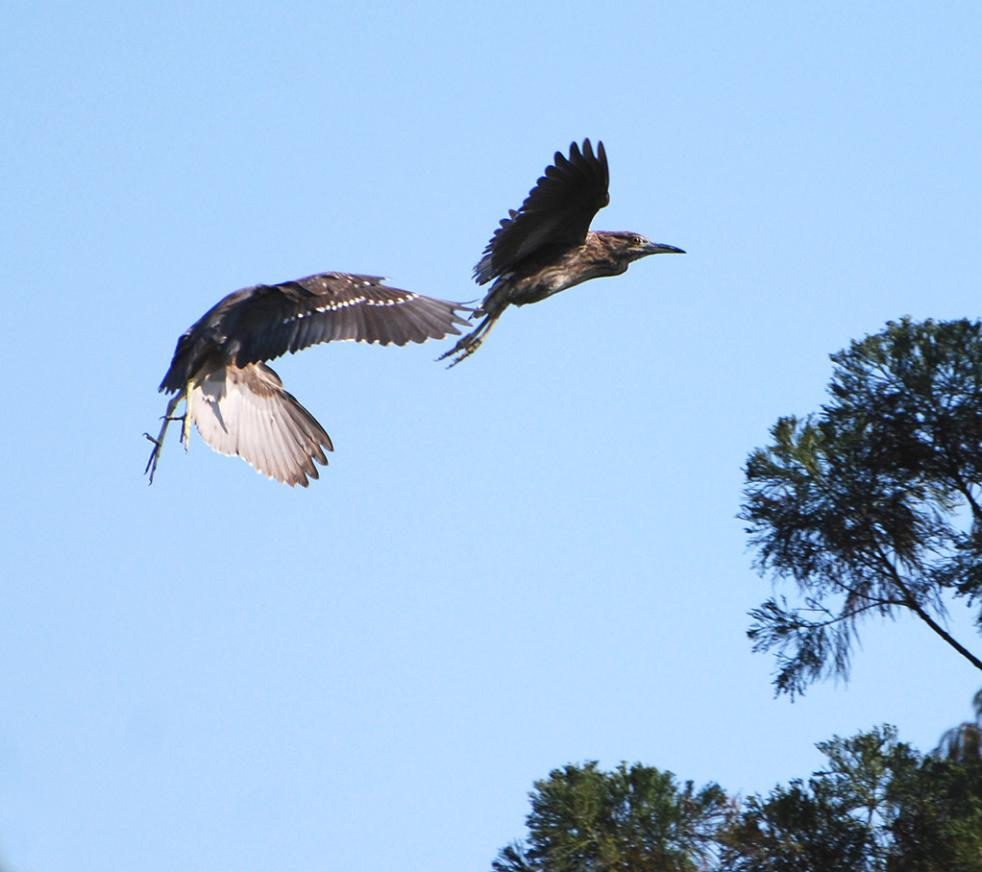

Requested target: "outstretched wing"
[
  {"left": 189, "top": 363, "right": 333, "bottom": 487},
  {"left": 223, "top": 272, "right": 471, "bottom": 366},
  {"left": 160, "top": 272, "right": 472, "bottom": 391},
  {"left": 473, "top": 139, "right": 610, "bottom": 284}
]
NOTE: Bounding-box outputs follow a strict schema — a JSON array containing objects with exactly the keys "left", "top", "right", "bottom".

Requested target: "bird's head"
[{"left": 604, "top": 231, "right": 686, "bottom": 263}]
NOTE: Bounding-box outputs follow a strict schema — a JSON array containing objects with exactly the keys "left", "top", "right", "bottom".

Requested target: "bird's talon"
[{"left": 143, "top": 393, "right": 183, "bottom": 485}]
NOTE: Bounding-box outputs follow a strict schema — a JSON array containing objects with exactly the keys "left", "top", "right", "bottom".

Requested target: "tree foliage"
[
  {"left": 741, "top": 318, "right": 982, "bottom": 696},
  {"left": 492, "top": 762, "right": 729, "bottom": 872},
  {"left": 938, "top": 688, "right": 982, "bottom": 763},
  {"left": 493, "top": 726, "right": 982, "bottom": 871},
  {"left": 720, "top": 725, "right": 982, "bottom": 871}
]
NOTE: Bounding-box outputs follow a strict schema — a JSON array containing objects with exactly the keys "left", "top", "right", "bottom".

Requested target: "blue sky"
[{"left": 3, "top": 2, "right": 982, "bottom": 870}]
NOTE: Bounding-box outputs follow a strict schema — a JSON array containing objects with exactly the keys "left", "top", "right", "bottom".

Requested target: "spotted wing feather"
[
  {"left": 224, "top": 273, "right": 471, "bottom": 365},
  {"left": 159, "top": 272, "right": 471, "bottom": 391}
]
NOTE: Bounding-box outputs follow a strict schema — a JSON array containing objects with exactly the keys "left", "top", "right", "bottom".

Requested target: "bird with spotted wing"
[
  {"left": 439, "top": 139, "right": 685, "bottom": 367},
  {"left": 146, "top": 272, "right": 471, "bottom": 486}
]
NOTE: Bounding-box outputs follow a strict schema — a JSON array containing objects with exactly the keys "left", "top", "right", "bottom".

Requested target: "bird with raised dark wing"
[
  {"left": 439, "top": 139, "right": 685, "bottom": 367},
  {"left": 146, "top": 272, "right": 471, "bottom": 486}
]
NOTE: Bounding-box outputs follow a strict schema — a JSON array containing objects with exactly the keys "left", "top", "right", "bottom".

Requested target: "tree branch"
[{"left": 873, "top": 549, "right": 982, "bottom": 672}]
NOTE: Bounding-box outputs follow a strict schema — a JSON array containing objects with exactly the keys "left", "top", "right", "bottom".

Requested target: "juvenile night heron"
[
  {"left": 439, "top": 139, "right": 684, "bottom": 366},
  {"left": 146, "top": 271, "right": 470, "bottom": 486}
]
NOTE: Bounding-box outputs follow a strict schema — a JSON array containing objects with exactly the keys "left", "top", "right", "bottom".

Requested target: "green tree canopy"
[
  {"left": 719, "top": 725, "right": 982, "bottom": 871},
  {"left": 741, "top": 318, "right": 982, "bottom": 696},
  {"left": 493, "top": 726, "right": 982, "bottom": 871},
  {"left": 492, "top": 762, "right": 729, "bottom": 872}
]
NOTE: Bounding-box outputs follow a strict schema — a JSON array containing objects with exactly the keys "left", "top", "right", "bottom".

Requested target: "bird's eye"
[{"left": 633, "top": 236, "right": 645, "bottom": 246}]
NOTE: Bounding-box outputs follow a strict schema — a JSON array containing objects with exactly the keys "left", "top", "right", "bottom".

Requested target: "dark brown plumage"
[
  {"left": 146, "top": 271, "right": 471, "bottom": 486},
  {"left": 439, "top": 139, "right": 684, "bottom": 366}
]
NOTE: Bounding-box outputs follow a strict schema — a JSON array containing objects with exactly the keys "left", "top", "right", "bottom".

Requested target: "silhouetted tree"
[{"left": 741, "top": 318, "right": 982, "bottom": 696}]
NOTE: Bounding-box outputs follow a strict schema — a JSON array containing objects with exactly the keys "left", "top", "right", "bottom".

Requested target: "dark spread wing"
[
  {"left": 473, "top": 139, "right": 610, "bottom": 284},
  {"left": 217, "top": 272, "right": 471, "bottom": 366},
  {"left": 159, "top": 273, "right": 471, "bottom": 392}
]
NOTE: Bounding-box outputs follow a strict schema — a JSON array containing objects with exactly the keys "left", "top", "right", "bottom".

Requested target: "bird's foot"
[
  {"left": 438, "top": 333, "right": 484, "bottom": 368},
  {"left": 437, "top": 313, "right": 498, "bottom": 368},
  {"left": 144, "top": 433, "right": 163, "bottom": 484},
  {"left": 143, "top": 394, "right": 185, "bottom": 485}
]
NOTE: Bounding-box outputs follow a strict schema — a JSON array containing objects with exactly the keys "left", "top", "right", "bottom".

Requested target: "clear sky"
[{"left": 3, "top": 2, "right": 981, "bottom": 870}]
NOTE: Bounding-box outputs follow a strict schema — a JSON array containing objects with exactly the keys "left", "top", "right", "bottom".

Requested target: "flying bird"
[
  {"left": 439, "top": 139, "right": 684, "bottom": 367},
  {"left": 146, "top": 271, "right": 470, "bottom": 486}
]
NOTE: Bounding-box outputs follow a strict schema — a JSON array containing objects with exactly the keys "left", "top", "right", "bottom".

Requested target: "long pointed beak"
[{"left": 645, "top": 242, "right": 686, "bottom": 256}]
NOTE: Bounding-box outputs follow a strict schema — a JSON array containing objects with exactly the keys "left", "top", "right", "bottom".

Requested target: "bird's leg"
[
  {"left": 181, "top": 381, "right": 193, "bottom": 450},
  {"left": 438, "top": 313, "right": 501, "bottom": 368},
  {"left": 144, "top": 392, "right": 185, "bottom": 485}
]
